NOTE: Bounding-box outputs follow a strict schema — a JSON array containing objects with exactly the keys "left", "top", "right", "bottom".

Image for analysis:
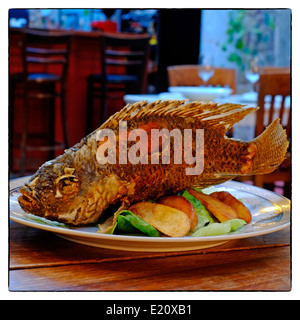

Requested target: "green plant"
[{"left": 222, "top": 10, "right": 275, "bottom": 72}]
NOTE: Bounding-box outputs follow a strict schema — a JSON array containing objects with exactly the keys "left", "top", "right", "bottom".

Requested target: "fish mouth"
[{"left": 18, "top": 184, "right": 42, "bottom": 214}]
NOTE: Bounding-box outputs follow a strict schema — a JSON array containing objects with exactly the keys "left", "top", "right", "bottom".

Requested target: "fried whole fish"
[{"left": 18, "top": 100, "right": 288, "bottom": 225}]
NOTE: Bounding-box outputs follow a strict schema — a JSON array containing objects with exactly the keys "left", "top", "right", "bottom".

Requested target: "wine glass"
[
  {"left": 244, "top": 57, "right": 260, "bottom": 93},
  {"left": 198, "top": 55, "right": 214, "bottom": 86}
]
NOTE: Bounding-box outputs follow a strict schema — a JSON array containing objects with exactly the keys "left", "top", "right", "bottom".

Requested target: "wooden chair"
[
  {"left": 167, "top": 65, "right": 237, "bottom": 94},
  {"left": 10, "top": 28, "right": 71, "bottom": 175},
  {"left": 254, "top": 72, "right": 291, "bottom": 197},
  {"left": 86, "top": 32, "right": 150, "bottom": 134},
  {"left": 261, "top": 66, "right": 290, "bottom": 74},
  {"left": 253, "top": 67, "right": 290, "bottom": 91}
]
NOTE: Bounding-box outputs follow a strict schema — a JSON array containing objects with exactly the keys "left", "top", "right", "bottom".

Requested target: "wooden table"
[{"left": 9, "top": 220, "right": 291, "bottom": 291}]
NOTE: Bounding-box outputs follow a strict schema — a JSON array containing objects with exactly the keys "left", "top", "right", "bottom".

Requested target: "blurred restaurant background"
[{"left": 8, "top": 8, "right": 291, "bottom": 198}]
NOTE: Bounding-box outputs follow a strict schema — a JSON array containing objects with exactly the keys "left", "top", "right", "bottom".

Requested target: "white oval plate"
[
  {"left": 168, "top": 86, "right": 233, "bottom": 101},
  {"left": 10, "top": 177, "right": 290, "bottom": 252}
]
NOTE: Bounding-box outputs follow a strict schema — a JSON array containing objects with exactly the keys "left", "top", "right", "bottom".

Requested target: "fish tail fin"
[{"left": 249, "top": 118, "right": 289, "bottom": 175}]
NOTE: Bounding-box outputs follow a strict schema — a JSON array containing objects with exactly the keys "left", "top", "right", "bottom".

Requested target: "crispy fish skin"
[{"left": 18, "top": 100, "right": 289, "bottom": 225}]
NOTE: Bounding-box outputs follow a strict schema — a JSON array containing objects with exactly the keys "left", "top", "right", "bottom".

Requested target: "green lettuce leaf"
[
  {"left": 229, "top": 218, "right": 247, "bottom": 232},
  {"left": 192, "top": 219, "right": 246, "bottom": 237},
  {"left": 179, "top": 189, "right": 214, "bottom": 229},
  {"left": 24, "top": 213, "right": 69, "bottom": 228},
  {"left": 115, "top": 210, "right": 160, "bottom": 237}
]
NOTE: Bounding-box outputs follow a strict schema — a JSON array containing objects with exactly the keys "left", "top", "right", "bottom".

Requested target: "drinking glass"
[
  {"left": 245, "top": 57, "right": 260, "bottom": 92},
  {"left": 198, "top": 55, "right": 214, "bottom": 86}
]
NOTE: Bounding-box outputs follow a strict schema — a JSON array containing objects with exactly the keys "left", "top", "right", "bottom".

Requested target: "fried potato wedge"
[
  {"left": 158, "top": 195, "right": 198, "bottom": 230},
  {"left": 210, "top": 191, "right": 252, "bottom": 224},
  {"left": 188, "top": 189, "right": 238, "bottom": 222},
  {"left": 129, "top": 202, "right": 191, "bottom": 237}
]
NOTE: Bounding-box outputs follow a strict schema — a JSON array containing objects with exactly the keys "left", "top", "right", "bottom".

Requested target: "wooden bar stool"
[
  {"left": 85, "top": 32, "right": 150, "bottom": 134},
  {"left": 10, "top": 29, "right": 71, "bottom": 175}
]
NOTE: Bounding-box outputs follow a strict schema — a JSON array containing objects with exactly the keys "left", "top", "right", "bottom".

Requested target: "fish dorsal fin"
[
  {"left": 100, "top": 100, "right": 185, "bottom": 127},
  {"left": 100, "top": 100, "right": 258, "bottom": 132},
  {"left": 196, "top": 102, "right": 259, "bottom": 132}
]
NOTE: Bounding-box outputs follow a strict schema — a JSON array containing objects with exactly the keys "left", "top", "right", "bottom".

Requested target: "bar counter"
[{"left": 9, "top": 28, "right": 125, "bottom": 149}]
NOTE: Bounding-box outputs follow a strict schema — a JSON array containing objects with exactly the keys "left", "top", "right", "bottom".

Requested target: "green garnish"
[
  {"left": 179, "top": 189, "right": 214, "bottom": 229},
  {"left": 109, "top": 210, "right": 160, "bottom": 237},
  {"left": 192, "top": 219, "right": 246, "bottom": 237}
]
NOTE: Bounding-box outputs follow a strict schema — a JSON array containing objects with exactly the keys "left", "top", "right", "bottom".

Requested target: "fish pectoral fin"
[
  {"left": 97, "top": 201, "right": 129, "bottom": 234},
  {"left": 191, "top": 174, "right": 238, "bottom": 189},
  {"left": 97, "top": 215, "right": 115, "bottom": 233}
]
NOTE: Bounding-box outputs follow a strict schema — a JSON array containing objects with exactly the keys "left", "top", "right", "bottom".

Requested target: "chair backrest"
[
  {"left": 100, "top": 32, "right": 151, "bottom": 93},
  {"left": 167, "top": 65, "right": 237, "bottom": 94},
  {"left": 21, "top": 28, "right": 71, "bottom": 81},
  {"left": 256, "top": 72, "right": 291, "bottom": 138},
  {"left": 261, "top": 66, "right": 290, "bottom": 74}
]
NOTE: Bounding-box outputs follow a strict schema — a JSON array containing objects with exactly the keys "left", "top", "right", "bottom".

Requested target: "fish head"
[
  {"left": 18, "top": 154, "right": 133, "bottom": 225},
  {"left": 18, "top": 158, "right": 86, "bottom": 222}
]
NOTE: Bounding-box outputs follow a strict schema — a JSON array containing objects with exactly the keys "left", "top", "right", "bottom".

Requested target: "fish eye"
[{"left": 56, "top": 175, "right": 80, "bottom": 197}]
